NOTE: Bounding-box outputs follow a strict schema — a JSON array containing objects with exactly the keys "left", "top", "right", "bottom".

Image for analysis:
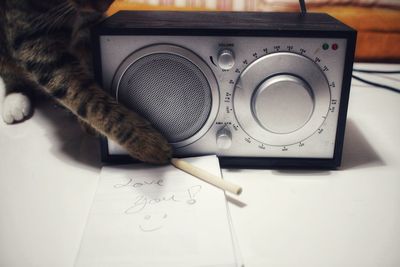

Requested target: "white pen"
[{"left": 170, "top": 158, "right": 243, "bottom": 195}]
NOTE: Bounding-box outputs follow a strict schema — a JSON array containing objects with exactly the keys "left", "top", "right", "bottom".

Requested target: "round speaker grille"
[{"left": 117, "top": 53, "right": 212, "bottom": 143}]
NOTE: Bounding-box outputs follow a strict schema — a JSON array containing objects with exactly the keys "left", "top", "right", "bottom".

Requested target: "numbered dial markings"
[{"left": 233, "top": 52, "right": 331, "bottom": 146}]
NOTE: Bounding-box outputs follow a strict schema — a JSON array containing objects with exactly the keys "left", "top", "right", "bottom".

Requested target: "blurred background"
[{"left": 106, "top": 0, "right": 400, "bottom": 62}]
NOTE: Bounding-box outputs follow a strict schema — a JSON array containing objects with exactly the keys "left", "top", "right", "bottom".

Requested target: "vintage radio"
[{"left": 92, "top": 11, "right": 356, "bottom": 168}]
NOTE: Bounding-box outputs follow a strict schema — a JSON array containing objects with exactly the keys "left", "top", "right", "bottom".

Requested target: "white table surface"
[{"left": 1, "top": 63, "right": 399, "bottom": 267}]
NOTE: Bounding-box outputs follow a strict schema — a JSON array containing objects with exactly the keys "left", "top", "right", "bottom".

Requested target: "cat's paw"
[
  {"left": 118, "top": 123, "right": 172, "bottom": 165},
  {"left": 2, "top": 93, "right": 32, "bottom": 124},
  {"left": 112, "top": 113, "right": 172, "bottom": 164}
]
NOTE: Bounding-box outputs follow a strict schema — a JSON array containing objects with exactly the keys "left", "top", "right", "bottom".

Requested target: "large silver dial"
[
  {"left": 233, "top": 52, "right": 331, "bottom": 146},
  {"left": 252, "top": 74, "right": 314, "bottom": 134}
]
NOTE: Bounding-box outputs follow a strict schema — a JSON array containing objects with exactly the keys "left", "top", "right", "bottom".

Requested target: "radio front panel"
[{"left": 93, "top": 11, "right": 356, "bottom": 168}]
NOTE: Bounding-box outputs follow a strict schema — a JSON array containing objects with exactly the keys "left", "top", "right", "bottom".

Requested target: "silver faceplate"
[{"left": 100, "top": 36, "right": 347, "bottom": 159}]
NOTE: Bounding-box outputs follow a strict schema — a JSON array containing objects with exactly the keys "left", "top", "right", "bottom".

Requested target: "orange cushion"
[
  {"left": 308, "top": 6, "right": 400, "bottom": 61},
  {"left": 107, "top": 2, "right": 209, "bottom": 16}
]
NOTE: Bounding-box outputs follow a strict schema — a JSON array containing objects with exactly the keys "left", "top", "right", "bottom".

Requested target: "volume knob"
[{"left": 217, "top": 49, "right": 235, "bottom": 70}]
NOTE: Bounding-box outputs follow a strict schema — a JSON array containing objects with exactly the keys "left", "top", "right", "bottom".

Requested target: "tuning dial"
[
  {"left": 217, "top": 49, "right": 235, "bottom": 70},
  {"left": 216, "top": 127, "right": 232, "bottom": 149},
  {"left": 252, "top": 74, "right": 314, "bottom": 134},
  {"left": 233, "top": 52, "right": 331, "bottom": 146}
]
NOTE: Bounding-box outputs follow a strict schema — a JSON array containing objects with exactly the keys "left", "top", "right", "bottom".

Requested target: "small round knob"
[
  {"left": 252, "top": 74, "right": 315, "bottom": 134},
  {"left": 217, "top": 49, "right": 235, "bottom": 70},
  {"left": 216, "top": 127, "right": 232, "bottom": 149}
]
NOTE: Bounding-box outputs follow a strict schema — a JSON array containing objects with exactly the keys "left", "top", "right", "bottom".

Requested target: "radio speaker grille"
[{"left": 117, "top": 53, "right": 212, "bottom": 143}]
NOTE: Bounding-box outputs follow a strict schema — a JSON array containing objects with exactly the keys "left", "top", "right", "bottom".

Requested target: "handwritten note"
[{"left": 75, "top": 155, "right": 237, "bottom": 267}]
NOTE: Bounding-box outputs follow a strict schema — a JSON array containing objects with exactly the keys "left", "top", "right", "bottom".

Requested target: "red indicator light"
[{"left": 332, "top": 43, "right": 338, "bottom": 50}]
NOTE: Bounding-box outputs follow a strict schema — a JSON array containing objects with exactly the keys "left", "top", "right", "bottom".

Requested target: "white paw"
[
  {"left": 0, "top": 77, "right": 5, "bottom": 104},
  {"left": 2, "top": 93, "right": 32, "bottom": 124}
]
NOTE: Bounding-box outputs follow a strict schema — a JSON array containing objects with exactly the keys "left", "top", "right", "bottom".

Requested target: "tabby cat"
[{"left": 0, "top": 0, "right": 172, "bottom": 164}]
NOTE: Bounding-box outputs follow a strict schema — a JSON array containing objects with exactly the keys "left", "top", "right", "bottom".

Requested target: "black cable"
[
  {"left": 299, "top": 0, "right": 307, "bottom": 14},
  {"left": 353, "top": 68, "right": 400, "bottom": 74},
  {"left": 352, "top": 74, "right": 400, "bottom": 93}
]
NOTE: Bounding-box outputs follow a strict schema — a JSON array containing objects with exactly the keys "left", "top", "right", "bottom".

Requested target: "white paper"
[{"left": 75, "top": 155, "right": 237, "bottom": 267}]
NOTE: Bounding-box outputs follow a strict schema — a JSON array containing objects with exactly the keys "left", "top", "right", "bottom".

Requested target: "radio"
[{"left": 92, "top": 11, "right": 356, "bottom": 168}]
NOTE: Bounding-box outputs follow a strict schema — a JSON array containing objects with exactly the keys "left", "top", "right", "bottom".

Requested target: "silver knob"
[
  {"left": 216, "top": 127, "right": 232, "bottom": 149},
  {"left": 217, "top": 49, "right": 235, "bottom": 70},
  {"left": 252, "top": 74, "right": 315, "bottom": 134}
]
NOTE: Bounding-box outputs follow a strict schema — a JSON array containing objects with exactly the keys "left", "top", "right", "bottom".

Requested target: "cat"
[{"left": 0, "top": 0, "right": 172, "bottom": 164}]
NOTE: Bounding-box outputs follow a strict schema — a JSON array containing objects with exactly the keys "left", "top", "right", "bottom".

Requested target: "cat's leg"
[
  {"left": 77, "top": 117, "right": 99, "bottom": 137},
  {"left": 0, "top": 59, "right": 35, "bottom": 124},
  {"left": 14, "top": 41, "right": 172, "bottom": 164}
]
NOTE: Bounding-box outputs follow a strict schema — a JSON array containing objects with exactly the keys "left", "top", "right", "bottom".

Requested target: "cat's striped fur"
[{"left": 0, "top": 0, "right": 172, "bottom": 164}]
